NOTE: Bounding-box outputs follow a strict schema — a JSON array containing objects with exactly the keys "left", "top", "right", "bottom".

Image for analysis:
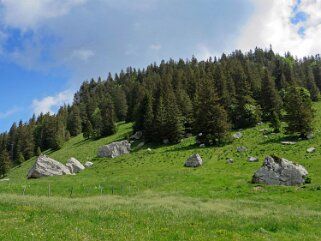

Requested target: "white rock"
[
  {"left": 84, "top": 161, "right": 94, "bottom": 168},
  {"left": 252, "top": 156, "right": 308, "bottom": 186},
  {"left": 0, "top": 178, "right": 9, "bottom": 182},
  {"left": 184, "top": 154, "right": 203, "bottom": 168},
  {"left": 237, "top": 146, "right": 247, "bottom": 152},
  {"left": 66, "top": 157, "right": 85, "bottom": 173},
  {"left": 307, "top": 147, "right": 316, "bottom": 153},
  {"left": 306, "top": 132, "right": 314, "bottom": 140},
  {"left": 97, "top": 140, "right": 131, "bottom": 158},
  {"left": 199, "top": 144, "right": 206, "bottom": 148},
  {"left": 248, "top": 156, "right": 258, "bottom": 162},
  {"left": 281, "top": 141, "right": 296, "bottom": 145},
  {"left": 226, "top": 159, "right": 234, "bottom": 164},
  {"left": 27, "top": 155, "right": 71, "bottom": 179},
  {"left": 147, "top": 148, "right": 152, "bottom": 152},
  {"left": 233, "top": 132, "right": 242, "bottom": 139}
]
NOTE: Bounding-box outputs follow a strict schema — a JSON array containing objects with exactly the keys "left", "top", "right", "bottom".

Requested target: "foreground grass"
[
  {"left": 1, "top": 193, "right": 321, "bottom": 241},
  {"left": 1, "top": 103, "right": 321, "bottom": 240}
]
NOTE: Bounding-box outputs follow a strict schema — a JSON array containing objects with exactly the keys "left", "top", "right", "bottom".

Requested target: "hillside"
[{"left": 0, "top": 104, "right": 321, "bottom": 240}]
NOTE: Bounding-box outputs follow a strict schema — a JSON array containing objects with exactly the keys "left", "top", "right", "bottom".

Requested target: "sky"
[{"left": 0, "top": 0, "right": 320, "bottom": 132}]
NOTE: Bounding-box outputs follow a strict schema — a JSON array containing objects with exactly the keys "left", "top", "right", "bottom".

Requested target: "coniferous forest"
[{"left": 0, "top": 47, "right": 319, "bottom": 176}]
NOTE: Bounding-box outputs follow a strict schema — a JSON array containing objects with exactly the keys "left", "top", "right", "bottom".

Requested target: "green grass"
[{"left": 1, "top": 103, "right": 321, "bottom": 240}]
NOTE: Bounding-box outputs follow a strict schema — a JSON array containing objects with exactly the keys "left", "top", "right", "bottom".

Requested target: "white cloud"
[
  {"left": 0, "top": 0, "right": 88, "bottom": 30},
  {"left": 237, "top": 0, "right": 321, "bottom": 57},
  {"left": 0, "top": 107, "right": 20, "bottom": 119},
  {"left": 149, "top": 44, "right": 161, "bottom": 51},
  {"left": 32, "top": 90, "right": 74, "bottom": 115},
  {"left": 195, "top": 43, "right": 216, "bottom": 60},
  {"left": 70, "top": 49, "right": 95, "bottom": 62}
]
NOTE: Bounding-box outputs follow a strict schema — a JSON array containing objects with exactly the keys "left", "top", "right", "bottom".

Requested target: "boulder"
[
  {"left": 97, "top": 140, "right": 131, "bottom": 158},
  {"left": 306, "top": 132, "right": 314, "bottom": 140},
  {"left": 281, "top": 141, "right": 296, "bottom": 145},
  {"left": 84, "top": 161, "right": 94, "bottom": 168},
  {"left": 147, "top": 148, "right": 152, "bottom": 152},
  {"left": 184, "top": 154, "right": 203, "bottom": 168},
  {"left": 66, "top": 157, "right": 85, "bottom": 173},
  {"left": 252, "top": 156, "right": 308, "bottom": 186},
  {"left": 248, "top": 156, "right": 258, "bottom": 162},
  {"left": 199, "top": 144, "right": 206, "bottom": 148},
  {"left": 163, "top": 139, "right": 169, "bottom": 144},
  {"left": 307, "top": 147, "right": 316, "bottom": 153},
  {"left": 233, "top": 132, "right": 242, "bottom": 139},
  {"left": 226, "top": 159, "right": 234, "bottom": 164},
  {"left": 136, "top": 142, "right": 145, "bottom": 149},
  {"left": 130, "top": 131, "right": 143, "bottom": 140},
  {"left": 237, "top": 146, "right": 247, "bottom": 152},
  {"left": 27, "top": 155, "right": 71, "bottom": 179}
]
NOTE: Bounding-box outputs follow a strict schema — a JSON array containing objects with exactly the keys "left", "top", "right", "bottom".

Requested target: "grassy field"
[{"left": 1, "top": 103, "right": 321, "bottom": 240}]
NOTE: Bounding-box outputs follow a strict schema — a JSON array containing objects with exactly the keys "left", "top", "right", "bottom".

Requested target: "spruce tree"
[
  {"left": 194, "top": 77, "right": 230, "bottom": 145},
  {"left": 261, "top": 69, "right": 282, "bottom": 132},
  {"left": 82, "top": 120, "right": 93, "bottom": 139},
  {"left": 0, "top": 149, "right": 11, "bottom": 178},
  {"left": 284, "top": 87, "right": 314, "bottom": 137},
  {"left": 100, "top": 96, "right": 117, "bottom": 137},
  {"left": 67, "top": 105, "right": 82, "bottom": 136}
]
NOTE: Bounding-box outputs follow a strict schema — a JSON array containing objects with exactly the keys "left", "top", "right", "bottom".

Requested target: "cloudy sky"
[{"left": 0, "top": 0, "right": 319, "bottom": 131}]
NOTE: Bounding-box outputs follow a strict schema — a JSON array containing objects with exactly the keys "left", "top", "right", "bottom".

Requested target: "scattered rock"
[
  {"left": 199, "top": 144, "right": 206, "bottom": 148},
  {"left": 252, "top": 156, "right": 309, "bottom": 186},
  {"left": 97, "top": 140, "right": 131, "bottom": 158},
  {"left": 130, "top": 131, "right": 143, "bottom": 140},
  {"left": 306, "top": 132, "right": 314, "bottom": 140},
  {"left": 226, "top": 159, "right": 234, "bottom": 164},
  {"left": 281, "top": 141, "right": 296, "bottom": 145},
  {"left": 184, "top": 154, "right": 203, "bottom": 168},
  {"left": 84, "top": 161, "right": 94, "bottom": 168},
  {"left": 136, "top": 142, "right": 145, "bottom": 149},
  {"left": 248, "top": 156, "right": 259, "bottom": 162},
  {"left": 263, "top": 135, "right": 269, "bottom": 139},
  {"left": 198, "top": 133, "right": 203, "bottom": 137},
  {"left": 163, "top": 139, "right": 169, "bottom": 144},
  {"left": 27, "top": 155, "right": 71, "bottom": 179},
  {"left": 66, "top": 157, "right": 85, "bottom": 173},
  {"left": 237, "top": 146, "right": 247, "bottom": 152},
  {"left": 307, "top": 147, "right": 316, "bottom": 153},
  {"left": 233, "top": 132, "right": 242, "bottom": 139},
  {"left": 259, "top": 128, "right": 269, "bottom": 133}
]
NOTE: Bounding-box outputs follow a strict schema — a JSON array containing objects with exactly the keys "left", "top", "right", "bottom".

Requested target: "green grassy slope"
[{"left": 1, "top": 103, "right": 321, "bottom": 240}]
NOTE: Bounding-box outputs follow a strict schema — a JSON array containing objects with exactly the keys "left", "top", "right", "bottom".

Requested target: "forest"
[{"left": 0, "top": 47, "right": 319, "bottom": 176}]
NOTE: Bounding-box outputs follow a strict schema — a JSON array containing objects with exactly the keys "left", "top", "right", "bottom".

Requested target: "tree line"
[{"left": 0, "top": 47, "right": 318, "bottom": 177}]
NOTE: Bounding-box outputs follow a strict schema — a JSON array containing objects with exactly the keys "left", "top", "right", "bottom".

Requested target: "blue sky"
[{"left": 0, "top": 0, "right": 320, "bottom": 132}]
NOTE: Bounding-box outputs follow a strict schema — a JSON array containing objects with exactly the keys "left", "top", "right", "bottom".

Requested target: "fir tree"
[
  {"left": 0, "top": 149, "right": 11, "bottom": 178},
  {"left": 261, "top": 69, "right": 282, "bottom": 132},
  {"left": 194, "top": 78, "right": 230, "bottom": 145},
  {"left": 284, "top": 87, "right": 314, "bottom": 137},
  {"left": 67, "top": 105, "right": 82, "bottom": 136}
]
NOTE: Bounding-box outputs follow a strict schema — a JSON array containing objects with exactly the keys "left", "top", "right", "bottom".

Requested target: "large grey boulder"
[
  {"left": 27, "top": 155, "right": 71, "bottom": 179},
  {"left": 97, "top": 140, "right": 131, "bottom": 158},
  {"left": 252, "top": 156, "right": 308, "bottom": 186},
  {"left": 184, "top": 154, "right": 203, "bottom": 168},
  {"left": 66, "top": 157, "right": 85, "bottom": 173}
]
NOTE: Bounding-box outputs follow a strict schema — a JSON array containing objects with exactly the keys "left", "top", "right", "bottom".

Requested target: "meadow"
[{"left": 1, "top": 103, "right": 321, "bottom": 240}]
